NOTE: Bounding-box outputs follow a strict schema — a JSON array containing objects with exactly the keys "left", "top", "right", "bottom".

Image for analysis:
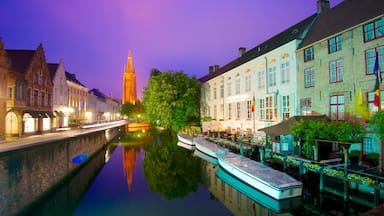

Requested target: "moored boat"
[
  {"left": 177, "top": 132, "right": 194, "bottom": 146},
  {"left": 217, "top": 151, "right": 303, "bottom": 200},
  {"left": 194, "top": 137, "right": 225, "bottom": 159}
]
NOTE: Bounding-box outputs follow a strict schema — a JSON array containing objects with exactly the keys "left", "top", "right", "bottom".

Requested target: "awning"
[
  {"left": 24, "top": 110, "right": 55, "bottom": 118},
  {"left": 54, "top": 111, "right": 65, "bottom": 117},
  {"left": 258, "top": 115, "right": 327, "bottom": 142}
]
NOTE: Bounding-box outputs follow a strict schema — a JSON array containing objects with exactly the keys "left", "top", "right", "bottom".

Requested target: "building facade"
[
  {"left": 0, "top": 38, "right": 8, "bottom": 140},
  {"left": 199, "top": 13, "right": 318, "bottom": 136},
  {"left": 48, "top": 60, "right": 69, "bottom": 128},
  {"left": 65, "top": 72, "right": 88, "bottom": 127},
  {"left": 122, "top": 50, "right": 137, "bottom": 104},
  {"left": 5, "top": 44, "right": 54, "bottom": 136},
  {"left": 87, "top": 88, "right": 121, "bottom": 124}
]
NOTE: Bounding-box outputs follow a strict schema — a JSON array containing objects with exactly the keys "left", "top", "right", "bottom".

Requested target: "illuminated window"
[
  {"left": 247, "top": 100, "right": 252, "bottom": 119},
  {"left": 228, "top": 103, "right": 232, "bottom": 120},
  {"left": 330, "top": 95, "right": 345, "bottom": 120},
  {"left": 300, "top": 98, "right": 312, "bottom": 115},
  {"left": 282, "top": 95, "right": 290, "bottom": 120},
  {"left": 236, "top": 102, "right": 240, "bottom": 119}
]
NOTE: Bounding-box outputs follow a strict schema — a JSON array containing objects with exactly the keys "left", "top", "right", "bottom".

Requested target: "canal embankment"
[{"left": 0, "top": 120, "right": 127, "bottom": 216}]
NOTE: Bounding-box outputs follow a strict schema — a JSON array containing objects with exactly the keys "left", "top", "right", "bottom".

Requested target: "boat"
[
  {"left": 177, "top": 141, "right": 194, "bottom": 150},
  {"left": 177, "top": 132, "right": 194, "bottom": 147},
  {"left": 216, "top": 168, "right": 302, "bottom": 213},
  {"left": 217, "top": 151, "right": 303, "bottom": 200},
  {"left": 193, "top": 137, "right": 225, "bottom": 159}
]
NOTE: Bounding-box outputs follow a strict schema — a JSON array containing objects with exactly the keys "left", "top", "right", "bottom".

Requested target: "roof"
[
  {"left": 198, "top": 13, "right": 318, "bottom": 83},
  {"left": 65, "top": 71, "right": 86, "bottom": 87},
  {"left": 47, "top": 63, "right": 59, "bottom": 80},
  {"left": 299, "top": 0, "right": 384, "bottom": 49},
  {"left": 6, "top": 49, "right": 35, "bottom": 73},
  {"left": 258, "top": 115, "right": 328, "bottom": 141},
  {"left": 89, "top": 88, "right": 107, "bottom": 101}
]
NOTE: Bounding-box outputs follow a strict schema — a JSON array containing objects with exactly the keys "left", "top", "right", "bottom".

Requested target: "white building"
[
  {"left": 199, "top": 13, "right": 319, "bottom": 135},
  {"left": 48, "top": 60, "right": 69, "bottom": 128},
  {"left": 87, "top": 88, "right": 121, "bottom": 124}
]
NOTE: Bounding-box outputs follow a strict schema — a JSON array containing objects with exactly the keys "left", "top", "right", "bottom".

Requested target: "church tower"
[{"left": 122, "top": 50, "right": 137, "bottom": 104}]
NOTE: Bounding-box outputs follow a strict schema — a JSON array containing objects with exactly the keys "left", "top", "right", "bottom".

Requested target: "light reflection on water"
[{"left": 15, "top": 128, "right": 372, "bottom": 216}]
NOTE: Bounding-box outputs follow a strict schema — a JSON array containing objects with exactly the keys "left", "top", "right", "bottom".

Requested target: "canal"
[{"left": 1, "top": 127, "right": 373, "bottom": 215}]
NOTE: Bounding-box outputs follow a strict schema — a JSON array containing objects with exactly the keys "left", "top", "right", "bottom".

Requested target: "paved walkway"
[{"left": 0, "top": 120, "right": 127, "bottom": 153}]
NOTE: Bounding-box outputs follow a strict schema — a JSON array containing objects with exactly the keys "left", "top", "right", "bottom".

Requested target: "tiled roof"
[
  {"left": 65, "top": 71, "right": 86, "bottom": 87},
  {"left": 47, "top": 63, "right": 59, "bottom": 80},
  {"left": 5, "top": 49, "right": 35, "bottom": 73},
  {"left": 89, "top": 88, "right": 107, "bottom": 101},
  {"left": 299, "top": 0, "right": 384, "bottom": 49},
  {"left": 198, "top": 13, "right": 318, "bottom": 83}
]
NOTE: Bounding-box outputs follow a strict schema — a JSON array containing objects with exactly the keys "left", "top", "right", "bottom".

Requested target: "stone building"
[{"left": 5, "top": 43, "right": 54, "bottom": 136}]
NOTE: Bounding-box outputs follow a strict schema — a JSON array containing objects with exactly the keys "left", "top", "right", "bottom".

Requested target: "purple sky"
[{"left": 1, "top": 0, "right": 343, "bottom": 100}]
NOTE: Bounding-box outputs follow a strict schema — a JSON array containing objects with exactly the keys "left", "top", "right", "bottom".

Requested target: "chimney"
[
  {"left": 239, "top": 47, "right": 246, "bottom": 57},
  {"left": 209, "top": 66, "right": 214, "bottom": 73},
  {"left": 317, "top": 0, "right": 330, "bottom": 14},
  {"left": 214, "top": 65, "right": 220, "bottom": 71}
]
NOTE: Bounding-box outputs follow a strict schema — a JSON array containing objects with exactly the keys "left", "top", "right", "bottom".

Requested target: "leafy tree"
[
  {"left": 142, "top": 130, "right": 200, "bottom": 199},
  {"left": 370, "top": 110, "right": 384, "bottom": 139},
  {"left": 120, "top": 101, "right": 145, "bottom": 119},
  {"left": 142, "top": 70, "right": 200, "bottom": 131}
]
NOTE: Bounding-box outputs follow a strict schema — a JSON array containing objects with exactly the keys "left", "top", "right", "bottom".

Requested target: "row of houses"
[
  {"left": 198, "top": 0, "right": 384, "bottom": 157},
  {"left": 0, "top": 39, "right": 121, "bottom": 140}
]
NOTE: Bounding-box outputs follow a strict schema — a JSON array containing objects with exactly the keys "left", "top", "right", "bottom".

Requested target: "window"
[
  {"left": 228, "top": 103, "right": 232, "bottom": 120},
  {"left": 41, "top": 92, "right": 45, "bottom": 106},
  {"left": 235, "top": 78, "right": 240, "bottom": 94},
  {"left": 300, "top": 98, "right": 312, "bottom": 115},
  {"left": 220, "top": 82, "right": 224, "bottom": 98},
  {"left": 227, "top": 81, "right": 232, "bottom": 96},
  {"left": 329, "top": 59, "right": 343, "bottom": 83},
  {"left": 363, "top": 137, "right": 373, "bottom": 154},
  {"left": 282, "top": 95, "right": 290, "bottom": 120},
  {"left": 236, "top": 102, "right": 240, "bottom": 119},
  {"left": 245, "top": 74, "right": 251, "bottom": 91},
  {"left": 259, "top": 96, "right": 276, "bottom": 120},
  {"left": 363, "top": 18, "right": 384, "bottom": 42},
  {"left": 34, "top": 90, "right": 39, "bottom": 106},
  {"left": 328, "top": 35, "right": 342, "bottom": 53},
  {"left": 365, "top": 46, "right": 384, "bottom": 75},
  {"left": 8, "top": 87, "right": 13, "bottom": 99},
  {"left": 304, "top": 67, "right": 315, "bottom": 87},
  {"left": 213, "top": 87, "right": 217, "bottom": 99},
  {"left": 258, "top": 70, "right": 265, "bottom": 89},
  {"left": 259, "top": 99, "right": 265, "bottom": 120},
  {"left": 219, "top": 104, "right": 224, "bottom": 120},
  {"left": 368, "top": 91, "right": 384, "bottom": 112},
  {"left": 281, "top": 61, "right": 290, "bottom": 84},
  {"left": 304, "top": 46, "right": 314, "bottom": 62},
  {"left": 330, "top": 95, "right": 345, "bottom": 120},
  {"left": 268, "top": 66, "right": 276, "bottom": 87},
  {"left": 27, "top": 88, "right": 31, "bottom": 105},
  {"left": 247, "top": 100, "right": 252, "bottom": 119}
]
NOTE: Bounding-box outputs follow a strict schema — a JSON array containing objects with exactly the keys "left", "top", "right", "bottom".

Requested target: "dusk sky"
[{"left": 1, "top": 0, "right": 343, "bottom": 99}]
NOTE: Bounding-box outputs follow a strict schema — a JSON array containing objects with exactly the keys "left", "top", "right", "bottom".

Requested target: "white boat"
[
  {"left": 217, "top": 151, "right": 303, "bottom": 200},
  {"left": 216, "top": 168, "right": 302, "bottom": 213},
  {"left": 177, "top": 141, "right": 194, "bottom": 150},
  {"left": 177, "top": 132, "right": 194, "bottom": 146},
  {"left": 193, "top": 137, "right": 225, "bottom": 159}
]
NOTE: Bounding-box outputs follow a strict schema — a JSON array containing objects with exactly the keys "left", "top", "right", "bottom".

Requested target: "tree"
[
  {"left": 120, "top": 101, "right": 145, "bottom": 119},
  {"left": 142, "top": 70, "right": 200, "bottom": 131},
  {"left": 370, "top": 110, "right": 384, "bottom": 175}
]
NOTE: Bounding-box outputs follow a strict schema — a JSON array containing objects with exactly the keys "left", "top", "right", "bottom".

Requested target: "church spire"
[{"left": 122, "top": 50, "right": 137, "bottom": 104}]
